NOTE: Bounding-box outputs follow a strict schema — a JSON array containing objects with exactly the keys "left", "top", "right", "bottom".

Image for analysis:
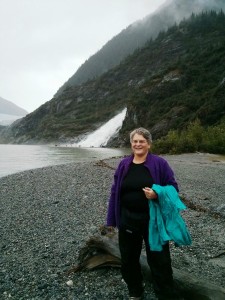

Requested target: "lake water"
[{"left": 0, "top": 144, "right": 130, "bottom": 178}]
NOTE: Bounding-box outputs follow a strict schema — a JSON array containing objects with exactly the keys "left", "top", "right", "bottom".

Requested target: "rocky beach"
[{"left": 0, "top": 153, "right": 225, "bottom": 300}]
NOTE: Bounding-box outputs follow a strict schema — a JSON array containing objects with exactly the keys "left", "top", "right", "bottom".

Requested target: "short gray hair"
[{"left": 130, "top": 127, "right": 152, "bottom": 144}]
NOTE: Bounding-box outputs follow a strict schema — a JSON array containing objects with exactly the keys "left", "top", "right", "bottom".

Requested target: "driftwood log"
[{"left": 68, "top": 227, "right": 225, "bottom": 300}]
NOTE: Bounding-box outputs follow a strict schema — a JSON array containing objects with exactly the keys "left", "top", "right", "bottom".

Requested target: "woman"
[{"left": 106, "top": 127, "right": 182, "bottom": 300}]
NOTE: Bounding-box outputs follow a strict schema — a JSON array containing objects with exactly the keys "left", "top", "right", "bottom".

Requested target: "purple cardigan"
[{"left": 106, "top": 153, "right": 179, "bottom": 228}]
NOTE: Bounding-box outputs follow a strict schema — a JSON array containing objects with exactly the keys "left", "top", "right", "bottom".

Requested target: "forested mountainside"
[
  {"left": 0, "top": 11, "right": 225, "bottom": 146},
  {"left": 55, "top": 0, "right": 225, "bottom": 96}
]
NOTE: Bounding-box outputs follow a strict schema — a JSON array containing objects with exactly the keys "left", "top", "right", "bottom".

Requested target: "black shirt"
[{"left": 120, "top": 162, "right": 154, "bottom": 231}]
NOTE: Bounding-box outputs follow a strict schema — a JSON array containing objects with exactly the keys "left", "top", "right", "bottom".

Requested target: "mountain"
[
  {"left": 1, "top": 9, "right": 225, "bottom": 145},
  {"left": 0, "top": 97, "right": 28, "bottom": 126},
  {"left": 55, "top": 0, "right": 225, "bottom": 96},
  {"left": 0, "top": 96, "right": 28, "bottom": 116}
]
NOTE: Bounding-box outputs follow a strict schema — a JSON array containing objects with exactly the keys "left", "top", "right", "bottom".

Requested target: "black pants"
[{"left": 119, "top": 226, "right": 175, "bottom": 298}]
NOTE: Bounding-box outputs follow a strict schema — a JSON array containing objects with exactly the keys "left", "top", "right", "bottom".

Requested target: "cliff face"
[{"left": 1, "top": 11, "right": 225, "bottom": 145}]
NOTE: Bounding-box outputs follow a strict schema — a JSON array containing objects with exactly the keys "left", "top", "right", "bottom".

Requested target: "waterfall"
[{"left": 75, "top": 108, "right": 127, "bottom": 147}]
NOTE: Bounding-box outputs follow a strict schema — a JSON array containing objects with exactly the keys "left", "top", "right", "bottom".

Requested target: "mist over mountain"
[
  {"left": 0, "top": 97, "right": 28, "bottom": 126},
  {"left": 0, "top": 96, "right": 28, "bottom": 116},
  {"left": 1, "top": 8, "right": 224, "bottom": 146},
  {"left": 55, "top": 0, "right": 225, "bottom": 96}
]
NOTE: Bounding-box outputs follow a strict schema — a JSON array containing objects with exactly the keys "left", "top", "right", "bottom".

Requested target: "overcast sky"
[{"left": 0, "top": 0, "right": 166, "bottom": 113}]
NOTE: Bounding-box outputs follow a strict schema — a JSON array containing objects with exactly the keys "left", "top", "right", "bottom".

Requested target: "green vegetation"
[
  {"left": 1, "top": 10, "right": 225, "bottom": 152},
  {"left": 56, "top": 1, "right": 225, "bottom": 96},
  {"left": 153, "top": 119, "right": 225, "bottom": 154}
]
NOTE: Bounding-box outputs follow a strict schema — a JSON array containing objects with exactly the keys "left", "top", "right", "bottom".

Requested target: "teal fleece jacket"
[{"left": 149, "top": 184, "right": 192, "bottom": 251}]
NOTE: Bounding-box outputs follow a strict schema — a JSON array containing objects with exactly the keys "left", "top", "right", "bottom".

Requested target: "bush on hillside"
[{"left": 153, "top": 119, "right": 225, "bottom": 154}]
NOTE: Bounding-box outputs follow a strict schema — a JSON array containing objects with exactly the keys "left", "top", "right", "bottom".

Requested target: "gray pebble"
[{"left": 0, "top": 153, "right": 225, "bottom": 299}]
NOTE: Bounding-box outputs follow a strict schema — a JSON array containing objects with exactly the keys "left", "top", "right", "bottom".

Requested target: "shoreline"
[
  {"left": 0, "top": 145, "right": 130, "bottom": 179},
  {"left": 0, "top": 153, "right": 225, "bottom": 299}
]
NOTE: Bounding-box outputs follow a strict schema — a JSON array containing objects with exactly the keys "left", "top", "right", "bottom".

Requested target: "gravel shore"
[{"left": 0, "top": 153, "right": 225, "bottom": 299}]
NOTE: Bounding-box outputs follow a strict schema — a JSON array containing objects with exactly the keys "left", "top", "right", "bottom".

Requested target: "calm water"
[{"left": 0, "top": 144, "right": 130, "bottom": 178}]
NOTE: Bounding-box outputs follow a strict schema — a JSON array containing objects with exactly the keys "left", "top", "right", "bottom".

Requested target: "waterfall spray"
[{"left": 76, "top": 108, "right": 127, "bottom": 147}]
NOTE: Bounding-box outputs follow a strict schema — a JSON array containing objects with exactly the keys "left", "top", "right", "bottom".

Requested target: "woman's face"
[{"left": 131, "top": 133, "right": 150, "bottom": 157}]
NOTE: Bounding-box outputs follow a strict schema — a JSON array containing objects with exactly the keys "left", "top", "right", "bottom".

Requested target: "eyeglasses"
[{"left": 131, "top": 139, "right": 148, "bottom": 144}]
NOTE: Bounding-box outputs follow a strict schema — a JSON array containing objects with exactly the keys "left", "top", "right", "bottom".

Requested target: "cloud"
[{"left": 0, "top": 0, "right": 165, "bottom": 112}]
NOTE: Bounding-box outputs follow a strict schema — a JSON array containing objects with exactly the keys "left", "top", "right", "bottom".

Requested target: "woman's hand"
[{"left": 142, "top": 187, "right": 158, "bottom": 200}]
